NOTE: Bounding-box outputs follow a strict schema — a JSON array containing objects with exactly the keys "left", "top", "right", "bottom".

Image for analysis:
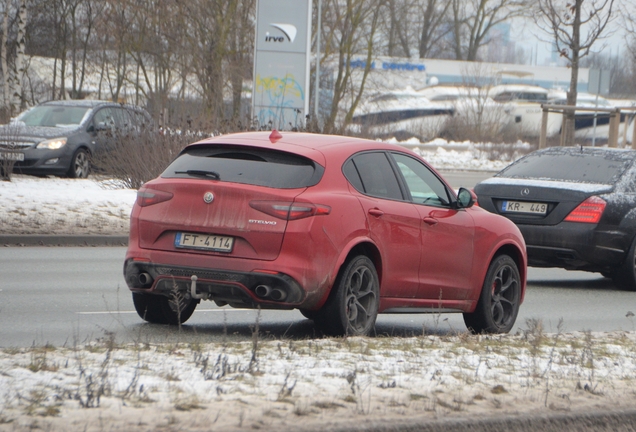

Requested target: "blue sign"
[{"left": 349, "top": 59, "right": 426, "bottom": 72}]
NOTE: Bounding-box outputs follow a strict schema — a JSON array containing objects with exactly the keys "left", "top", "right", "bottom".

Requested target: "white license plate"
[
  {"left": 175, "top": 232, "right": 234, "bottom": 252},
  {"left": 0, "top": 152, "right": 24, "bottom": 161},
  {"left": 502, "top": 201, "right": 547, "bottom": 215}
]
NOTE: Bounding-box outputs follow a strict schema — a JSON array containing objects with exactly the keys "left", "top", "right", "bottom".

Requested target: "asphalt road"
[
  {"left": 437, "top": 169, "right": 496, "bottom": 189},
  {"left": 1, "top": 246, "right": 635, "bottom": 348}
]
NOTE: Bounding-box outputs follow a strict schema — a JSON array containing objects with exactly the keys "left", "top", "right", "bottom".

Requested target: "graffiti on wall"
[{"left": 254, "top": 73, "right": 305, "bottom": 129}]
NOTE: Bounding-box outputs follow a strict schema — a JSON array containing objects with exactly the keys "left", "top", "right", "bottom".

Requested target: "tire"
[
  {"left": 314, "top": 256, "right": 379, "bottom": 336},
  {"left": 299, "top": 309, "right": 319, "bottom": 320},
  {"left": 67, "top": 148, "right": 90, "bottom": 178},
  {"left": 463, "top": 255, "right": 521, "bottom": 334},
  {"left": 611, "top": 237, "right": 636, "bottom": 291},
  {"left": 132, "top": 292, "right": 198, "bottom": 325}
]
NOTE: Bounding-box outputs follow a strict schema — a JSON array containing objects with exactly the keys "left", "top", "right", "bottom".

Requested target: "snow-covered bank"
[{"left": 1, "top": 331, "right": 635, "bottom": 431}]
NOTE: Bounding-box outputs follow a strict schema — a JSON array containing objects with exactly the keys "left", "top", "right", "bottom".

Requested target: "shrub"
[
  {"left": 92, "top": 127, "right": 206, "bottom": 189},
  {"left": 0, "top": 123, "right": 23, "bottom": 181}
]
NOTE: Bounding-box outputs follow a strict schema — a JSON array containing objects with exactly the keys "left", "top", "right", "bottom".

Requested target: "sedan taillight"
[
  {"left": 250, "top": 201, "right": 331, "bottom": 220},
  {"left": 136, "top": 188, "right": 174, "bottom": 207},
  {"left": 564, "top": 196, "right": 606, "bottom": 223}
]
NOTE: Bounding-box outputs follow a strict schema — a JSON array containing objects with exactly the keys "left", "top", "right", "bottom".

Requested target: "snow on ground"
[
  {"left": 2, "top": 137, "right": 636, "bottom": 431},
  {"left": 1, "top": 332, "right": 636, "bottom": 431},
  {"left": 0, "top": 176, "right": 136, "bottom": 235}
]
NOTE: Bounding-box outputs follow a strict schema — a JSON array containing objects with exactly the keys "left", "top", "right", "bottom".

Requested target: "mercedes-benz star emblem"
[
  {"left": 203, "top": 192, "right": 214, "bottom": 204},
  {"left": 521, "top": 188, "right": 530, "bottom": 196}
]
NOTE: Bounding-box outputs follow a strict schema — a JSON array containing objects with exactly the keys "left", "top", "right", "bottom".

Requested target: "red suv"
[{"left": 124, "top": 131, "right": 527, "bottom": 336}]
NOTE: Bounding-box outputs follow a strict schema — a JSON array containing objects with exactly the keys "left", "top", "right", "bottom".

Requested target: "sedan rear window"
[
  {"left": 499, "top": 149, "right": 635, "bottom": 184},
  {"left": 162, "top": 145, "right": 324, "bottom": 189}
]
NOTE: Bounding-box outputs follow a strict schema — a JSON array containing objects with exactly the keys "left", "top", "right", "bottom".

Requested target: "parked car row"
[
  {"left": 120, "top": 129, "right": 636, "bottom": 336},
  {"left": 4, "top": 100, "right": 634, "bottom": 335}
]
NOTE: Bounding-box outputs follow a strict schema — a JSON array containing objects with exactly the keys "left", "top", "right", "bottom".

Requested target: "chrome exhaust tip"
[
  {"left": 254, "top": 285, "right": 272, "bottom": 298},
  {"left": 270, "top": 288, "right": 287, "bottom": 301},
  {"left": 138, "top": 272, "right": 153, "bottom": 286}
]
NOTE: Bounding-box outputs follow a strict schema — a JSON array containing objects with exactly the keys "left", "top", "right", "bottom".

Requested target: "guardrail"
[{"left": 539, "top": 104, "right": 636, "bottom": 149}]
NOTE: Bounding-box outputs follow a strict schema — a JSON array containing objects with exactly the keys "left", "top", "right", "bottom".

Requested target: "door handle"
[
  {"left": 368, "top": 208, "right": 384, "bottom": 217},
  {"left": 423, "top": 217, "right": 438, "bottom": 226}
]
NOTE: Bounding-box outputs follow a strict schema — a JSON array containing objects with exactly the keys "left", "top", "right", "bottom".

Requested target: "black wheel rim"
[
  {"left": 74, "top": 152, "right": 89, "bottom": 178},
  {"left": 344, "top": 264, "right": 377, "bottom": 333},
  {"left": 490, "top": 264, "right": 518, "bottom": 329}
]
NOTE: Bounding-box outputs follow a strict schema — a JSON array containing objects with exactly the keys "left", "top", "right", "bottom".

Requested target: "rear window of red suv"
[{"left": 162, "top": 145, "right": 324, "bottom": 189}]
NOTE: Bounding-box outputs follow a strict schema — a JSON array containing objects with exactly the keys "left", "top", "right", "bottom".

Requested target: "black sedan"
[{"left": 474, "top": 146, "right": 636, "bottom": 291}]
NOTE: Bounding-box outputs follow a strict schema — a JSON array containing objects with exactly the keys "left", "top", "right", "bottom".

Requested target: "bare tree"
[
  {"left": 321, "top": 0, "right": 386, "bottom": 133},
  {"left": 621, "top": 5, "right": 636, "bottom": 97},
  {"left": 224, "top": 0, "right": 254, "bottom": 123},
  {"left": 68, "top": 0, "right": 104, "bottom": 99},
  {"left": 178, "top": 1, "right": 236, "bottom": 126},
  {"left": 375, "top": 0, "right": 452, "bottom": 59},
  {"left": 451, "top": 0, "right": 530, "bottom": 61},
  {"left": 1, "top": 0, "right": 11, "bottom": 115},
  {"left": 383, "top": 0, "right": 414, "bottom": 57},
  {"left": 96, "top": 0, "right": 132, "bottom": 102},
  {"left": 126, "top": 0, "right": 183, "bottom": 121},
  {"left": 534, "top": 0, "right": 616, "bottom": 146},
  {"left": 11, "top": 0, "right": 24, "bottom": 112},
  {"left": 417, "top": 0, "right": 452, "bottom": 59}
]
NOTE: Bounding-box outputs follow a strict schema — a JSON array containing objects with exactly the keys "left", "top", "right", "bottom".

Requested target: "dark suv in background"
[{"left": 0, "top": 100, "right": 152, "bottom": 178}]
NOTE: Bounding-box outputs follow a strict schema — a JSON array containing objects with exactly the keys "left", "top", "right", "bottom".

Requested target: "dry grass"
[{"left": 1, "top": 320, "right": 636, "bottom": 431}]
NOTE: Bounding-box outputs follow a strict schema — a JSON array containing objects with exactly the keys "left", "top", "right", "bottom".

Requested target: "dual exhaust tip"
[
  {"left": 138, "top": 272, "right": 287, "bottom": 303},
  {"left": 254, "top": 284, "right": 287, "bottom": 301}
]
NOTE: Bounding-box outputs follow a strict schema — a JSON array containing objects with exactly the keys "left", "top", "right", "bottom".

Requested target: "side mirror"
[
  {"left": 94, "top": 121, "right": 110, "bottom": 132},
  {"left": 455, "top": 187, "right": 475, "bottom": 209}
]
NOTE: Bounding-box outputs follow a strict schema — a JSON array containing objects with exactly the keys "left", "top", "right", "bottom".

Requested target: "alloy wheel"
[
  {"left": 344, "top": 264, "right": 377, "bottom": 333},
  {"left": 489, "top": 264, "right": 518, "bottom": 329}
]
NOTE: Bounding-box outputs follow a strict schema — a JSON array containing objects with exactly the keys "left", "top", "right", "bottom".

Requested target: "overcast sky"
[{"left": 510, "top": 3, "right": 632, "bottom": 67}]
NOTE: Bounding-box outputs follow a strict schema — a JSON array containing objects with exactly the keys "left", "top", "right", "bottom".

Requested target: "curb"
[
  {"left": 0, "top": 235, "right": 128, "bottom": 247},
  {"left": 320, "top": 408, "right": 636, "bottom": 432}
]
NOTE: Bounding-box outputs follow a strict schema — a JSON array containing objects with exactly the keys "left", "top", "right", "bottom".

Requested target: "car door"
[
  {"left": 90, "top": 107, "right": 118, "bottom": 154},
  {"left": 344, "top": 151, "right": 422, "bottom": 298},
  {"left": 390, "top": 152, "right": 476, "bottom": 301}
]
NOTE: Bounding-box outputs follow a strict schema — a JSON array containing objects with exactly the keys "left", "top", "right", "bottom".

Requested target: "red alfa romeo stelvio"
[{"left": 124, "top": 131, "right": 527, "bottom": 336}]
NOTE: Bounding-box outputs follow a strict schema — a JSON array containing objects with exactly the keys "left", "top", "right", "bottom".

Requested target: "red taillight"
[
  {"left": 136, "top": 188, "right": 173, "bottom": 207},
  {"left": 564, "top": 196, "right": 606, "bottom": 223},
  {"left": 250, "top": 201, "right": 331, "bottom": 220}
]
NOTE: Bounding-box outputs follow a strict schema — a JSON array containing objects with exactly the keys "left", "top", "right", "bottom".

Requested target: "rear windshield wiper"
[{"left": 175, "top": 169, "right": 221, "bottom": 180}]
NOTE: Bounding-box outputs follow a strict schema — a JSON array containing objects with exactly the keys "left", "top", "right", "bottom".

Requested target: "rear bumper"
[
  {"left": 124, "top": 259, "right": 305, "bottom": 309},
  {"left": 519, "top": 222, "right": 630, "bottom": 271}
]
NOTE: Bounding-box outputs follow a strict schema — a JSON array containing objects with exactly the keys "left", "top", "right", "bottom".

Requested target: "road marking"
[{"left": 76, "top": 309, "right": 253, "bottom": 315}]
